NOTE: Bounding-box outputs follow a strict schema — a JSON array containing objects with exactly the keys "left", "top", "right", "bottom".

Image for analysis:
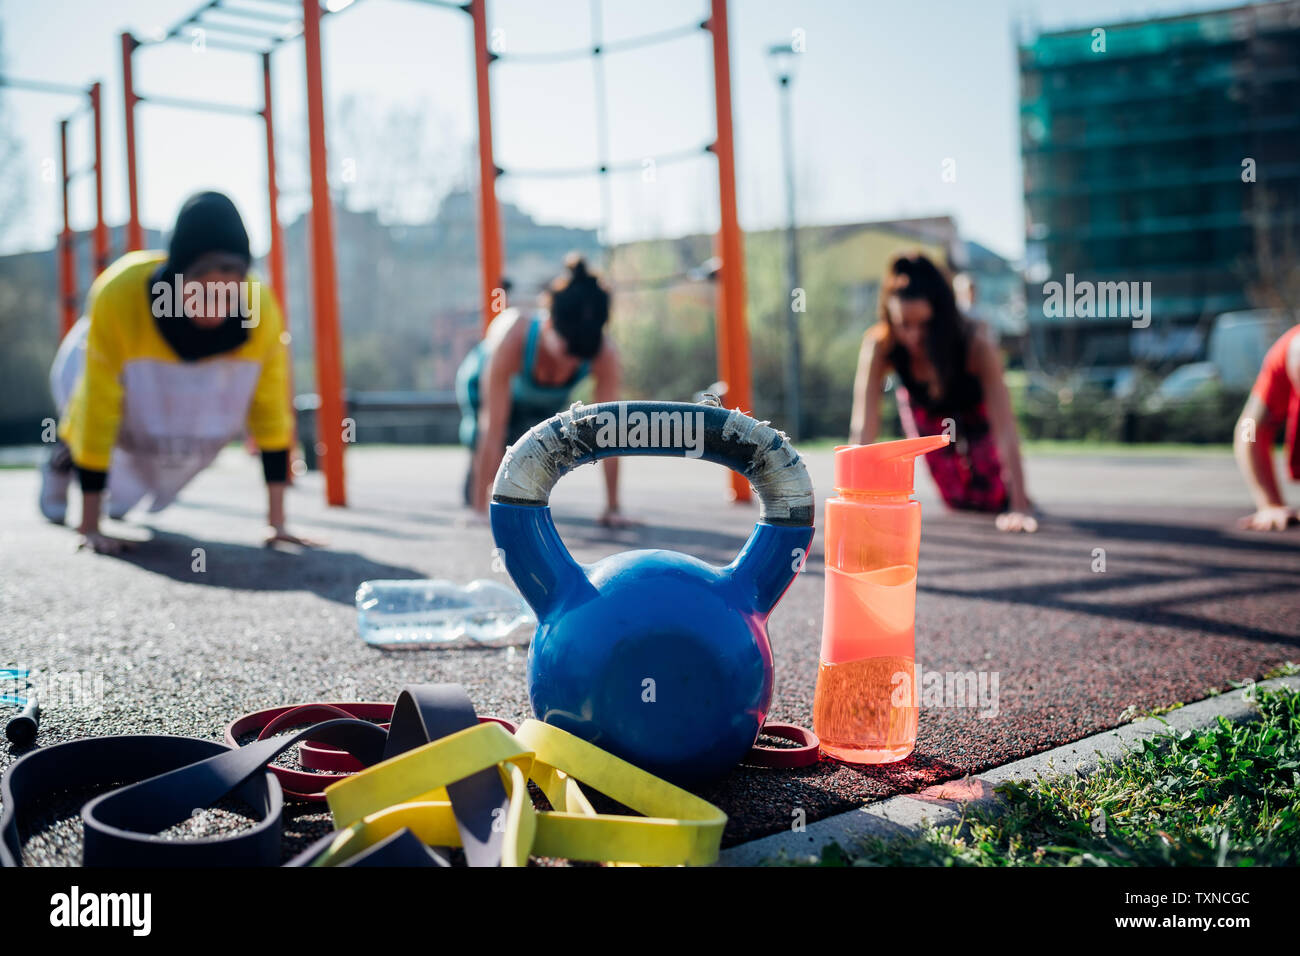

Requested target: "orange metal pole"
[
  {"left": 707, "top": 0, "right": 753, "bottom": 502},
  {"left": 58, "top": 119, "right": 77, "bottom": 337},
  {"left": 120, "top": 32, "right": 143, "bottom": 252},
  {"left": 262, "top": 51, "right": 298, "bottom": 483},
  {"left": 89, "top": 82, "right": 109, "bottom": 273},
  {"left": 302, "top": 0, "right": 348, "bottom": 506},
  {"left": 469, "top": 0, "right": 505, "bottom": 331}
]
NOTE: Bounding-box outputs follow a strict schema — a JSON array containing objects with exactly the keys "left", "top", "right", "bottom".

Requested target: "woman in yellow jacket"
[{"left": 40, "top": 191, "right": 314, "bottom": 554}]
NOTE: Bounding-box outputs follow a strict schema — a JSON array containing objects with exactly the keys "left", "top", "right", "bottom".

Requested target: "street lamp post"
[{"left": 768, "top": 41, "right": 802, "bottom": 440}]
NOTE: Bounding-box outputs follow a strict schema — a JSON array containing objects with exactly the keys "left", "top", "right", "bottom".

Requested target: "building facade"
[{"left": 1020, "top": 0, "right": 1300, "bottom": 371}]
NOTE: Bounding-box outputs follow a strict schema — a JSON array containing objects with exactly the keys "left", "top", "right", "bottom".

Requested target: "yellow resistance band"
[{"left": 316, "top": 719, "right": 726, "bottom": 867}]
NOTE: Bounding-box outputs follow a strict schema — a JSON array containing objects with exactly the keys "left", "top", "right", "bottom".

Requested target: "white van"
[{"left": 1208, "top": 310, "right": 1293, "bottom": 390}]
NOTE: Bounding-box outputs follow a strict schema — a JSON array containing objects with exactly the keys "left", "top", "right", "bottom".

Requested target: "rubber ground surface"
[{"left": 1, "top": 443, "right": 1296, "bottom": 861}]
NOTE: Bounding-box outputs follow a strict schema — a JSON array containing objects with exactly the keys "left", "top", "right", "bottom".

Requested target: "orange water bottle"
[{"left": 813, "top": 434, "right": 949, "bottom": 764}]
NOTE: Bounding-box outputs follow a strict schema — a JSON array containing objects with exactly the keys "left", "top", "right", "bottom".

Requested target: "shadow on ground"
[
  {"left": 115, "top": 528, "right": 426, "bottom": 605},
  {"left": 917, "top": 514, "right": 1300, "bottom": 646},
  {"left": 551, "top": 511, "right": 773, "bottom": 566}
]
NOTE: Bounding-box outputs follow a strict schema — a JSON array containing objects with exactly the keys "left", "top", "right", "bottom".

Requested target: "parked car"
[
  {"left": 1207, "top": 310, "right": 1292, "bottom": 390},
  {"left": 1145, "top": 361, "right": 1219, "bottom": 411},
  {"left": 1140, "top": 312, "right": 1293, "bottom": 413}
]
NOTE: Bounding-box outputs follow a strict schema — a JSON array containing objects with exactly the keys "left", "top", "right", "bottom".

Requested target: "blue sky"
[{"left": 1, "top": 0, "right": 1238, "bottom": 261}]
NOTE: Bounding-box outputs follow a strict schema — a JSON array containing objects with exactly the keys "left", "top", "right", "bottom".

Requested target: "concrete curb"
[{"left": 716, "top": 673, "right": 1300, "bottom": 866}]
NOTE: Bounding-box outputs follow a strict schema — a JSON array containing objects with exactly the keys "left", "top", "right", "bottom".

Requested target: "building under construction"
[{"left": 1019, "top": 0, "right": 1300, "bottom": 371}]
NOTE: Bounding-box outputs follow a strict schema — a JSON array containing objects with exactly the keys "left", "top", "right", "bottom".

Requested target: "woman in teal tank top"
[{"left": 456, "top": 256, "right": 629, "bottom": 526}]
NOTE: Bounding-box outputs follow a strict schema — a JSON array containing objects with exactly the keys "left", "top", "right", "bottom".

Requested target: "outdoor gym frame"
[
  {"left": 0, "top": 75, "right": 109, "bottom": 338},
  {"left": 113, "top": 0, "right": 756, "bottom": 508},
  {"left": 484, "top": 0, "right": 755, "bottom": 502},
  {"left": 118, "top": 4, "right": 301, "bottom": 492}
]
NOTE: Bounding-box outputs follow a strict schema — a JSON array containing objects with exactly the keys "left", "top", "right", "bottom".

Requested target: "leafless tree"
[
  {"left": 330, "top": 94, "right": 458, "bottom": 224},
  {"left": 1244, "top": 186, "right": 1300, "bottom": 318},
  {"left": 0, "top": 26, "right": 31, "bottom": 247}
]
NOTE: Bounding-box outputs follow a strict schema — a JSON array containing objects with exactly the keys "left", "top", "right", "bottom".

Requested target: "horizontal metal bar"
[
  {"left": 0, "top": 75, "right": 89, "bottom": 97},
  {"left": 181, "top": 18, "right": 287, "bottom": 40},
  {"left": 206, "top": 37, "right": 278, "bottom": 53},
  {"left": 143, "top": 0, "right": 369, "bottom": 57},
  {"left": 403, "top": 0, "right": 468, "bottom": 11},
  {"left": 603, "top": 20, "right": 708, "bottom": 53},
  {"left": 161, "top": 0, "right": 315, "bottom": 40},
  {"left": 610, "top": 270, "right": 716, "bottom": 292},
  {"left": 204, "top": 3, "right": 301, "bottom": 24},
  {"left": 64, "top": 164, "right": 97, "bottom": 182},
  {"left": 320, "top": 0, "right": 362, "bottom": 18},
  {"left": 243, "top": 0, "right": 336, "bottom": 8},
  {"left": 500, "top": 143, "right": 709, "bottom": 180},
  {"left": 163, "top": 0, "right": 220, "bottom": 41},
  {"left": 136, "top": 91, "right": 262, "bottom": 116},
  {"left": 222, "top": 0, "right": 353, "bottom": 21},
  {"left": 493, "top": 19, "right": 706, "bottom": 65},
  {"left": 146, "top": 33, "right": 273, "bottom": 55},
  {"left": 295, "top": 390, "right": 460, "bottom": 412}
]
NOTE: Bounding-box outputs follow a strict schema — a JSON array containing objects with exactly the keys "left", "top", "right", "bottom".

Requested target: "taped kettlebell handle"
[{"left": 492, "top": 400, "right": 814, "bottom": 526}]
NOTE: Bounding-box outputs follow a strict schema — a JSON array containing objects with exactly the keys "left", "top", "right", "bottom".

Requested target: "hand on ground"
[
  {"left": 1237, "top": 506, "right": 1297, "bottom": 532},
  {"left": 995, "top": 510, "right": 1039, "bottom": 534}
]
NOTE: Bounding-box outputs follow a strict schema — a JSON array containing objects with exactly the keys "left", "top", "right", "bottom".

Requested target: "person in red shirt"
[{"left": 1235, "top": 324, "right": 1300, "bottom": 531}]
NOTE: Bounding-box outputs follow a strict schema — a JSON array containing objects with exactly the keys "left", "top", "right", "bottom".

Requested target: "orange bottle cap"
[{"left": 833, "top": 434, "right": 950, "bottom": 494}]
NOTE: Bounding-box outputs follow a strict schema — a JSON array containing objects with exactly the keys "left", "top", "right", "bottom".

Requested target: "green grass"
[
  {"left": 1019, "top": 439, "right": 1232, "bottom": 457},
  {"left": 775, "top": 684, "right": 1300, "bottom": 867}
]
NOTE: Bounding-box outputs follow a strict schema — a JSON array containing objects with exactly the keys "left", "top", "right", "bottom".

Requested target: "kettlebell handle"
[{"left": 491, "top": 400, "right": 814, "bottom": 526}]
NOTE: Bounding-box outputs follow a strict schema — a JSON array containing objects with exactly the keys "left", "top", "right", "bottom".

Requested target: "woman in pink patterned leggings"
[{"left": 849, "top": 252, "right": 1037, "bottom": 533}]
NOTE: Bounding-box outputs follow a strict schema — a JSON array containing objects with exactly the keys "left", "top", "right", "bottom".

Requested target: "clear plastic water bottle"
[{"left": 355, "top": 579, "right": 536, "bottom": 648}]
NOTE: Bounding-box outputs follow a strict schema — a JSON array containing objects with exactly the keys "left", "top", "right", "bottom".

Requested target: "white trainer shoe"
[{"left": 39, "top": 443, "right": 72, "bottom": 524}]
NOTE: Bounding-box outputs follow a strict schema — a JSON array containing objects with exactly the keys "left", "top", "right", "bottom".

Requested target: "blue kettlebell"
[{"left": 490, "top": 399, "right": 815, "bottom": 783}]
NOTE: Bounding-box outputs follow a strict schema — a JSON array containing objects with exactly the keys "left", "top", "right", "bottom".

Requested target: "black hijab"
[{"left": 148, "top": 192, "right": 254, "bottom": 361}]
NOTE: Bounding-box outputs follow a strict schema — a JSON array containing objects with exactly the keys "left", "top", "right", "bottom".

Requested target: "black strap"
[
  {"left": 381, "top": 686, "right": 505, "bottom": 867},
  {"left": 2, "top": 735, "right": 280, "bottom": 868},
  {"left": 0, "top": 684, "right": 508, "bottom": 868},
  {"left": 342, "top": 828, "right": 453, "bottom": 867}
]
